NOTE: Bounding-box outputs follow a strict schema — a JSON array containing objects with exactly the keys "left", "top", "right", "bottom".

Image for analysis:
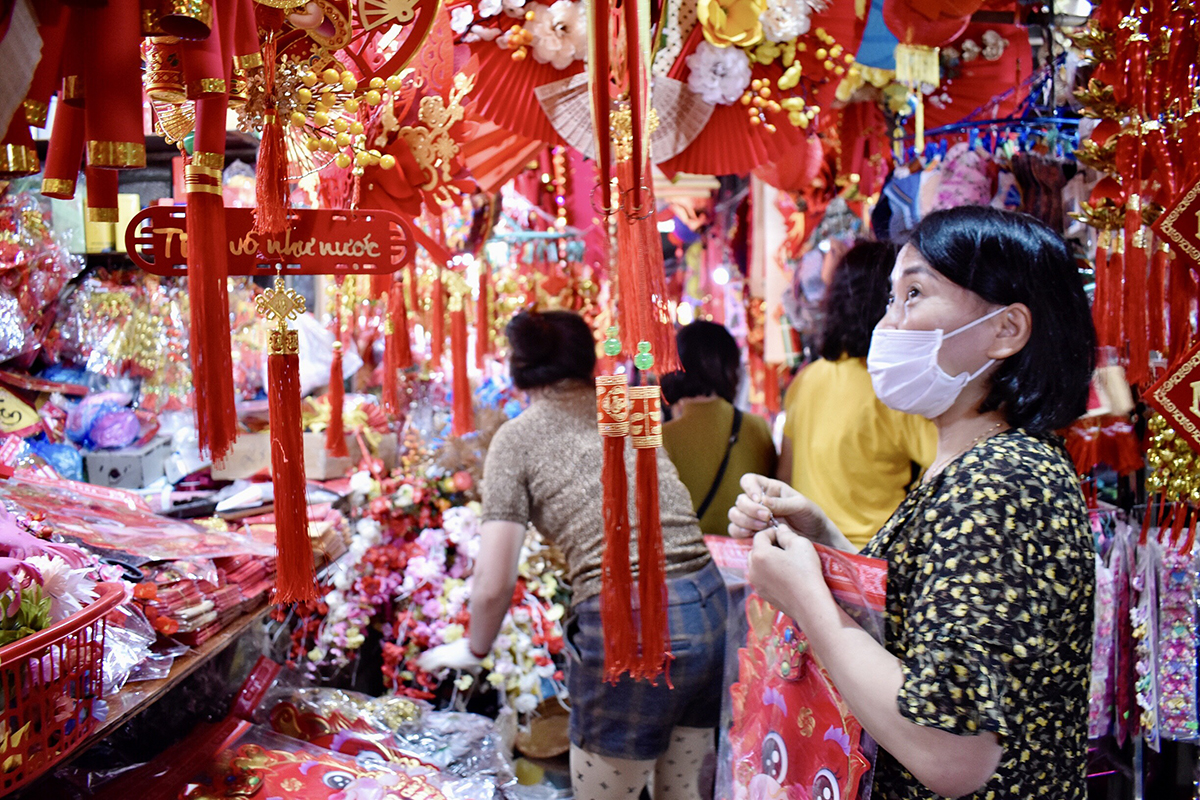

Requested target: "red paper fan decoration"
[
  {"left": 458, "top": 114, "right": 547, "bottom": 193},
  {"left": 751, "top": 134, "right": 823, "bottom": 192},
  {"left": 920, "top": 23, "right": 1031, "bottom": 130},
  {"left": 882, "top": 0, "right": 977, "bottom": 48},
  {"left": 462, "top": 47, "right": 581, "bottom": 146}
]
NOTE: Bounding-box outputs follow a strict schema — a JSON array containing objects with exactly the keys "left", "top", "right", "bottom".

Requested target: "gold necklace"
[{"left": 925, "top": 420, "right": 1007, "bottom": 481}]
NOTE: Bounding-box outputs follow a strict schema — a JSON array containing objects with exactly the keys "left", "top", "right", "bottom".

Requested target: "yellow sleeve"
[{"left": 880, "top": 406, "right": 937, "bottom": 470}]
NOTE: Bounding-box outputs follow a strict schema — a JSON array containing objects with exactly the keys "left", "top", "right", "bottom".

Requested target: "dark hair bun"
[{"left": 506, "top": 310, "right": 596, "bottom": 390}]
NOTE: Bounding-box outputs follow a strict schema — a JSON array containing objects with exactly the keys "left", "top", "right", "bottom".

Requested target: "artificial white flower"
[
  {"left": 513, "top": 693, "right": 539, "bottom": 713},
  {"left": 356, "top": 517, "right": 382, "bottom": 544},
  {"left": 759, "top": 0, "right": 811, "bottom": 43},
  {"left": 464, "top": 24, "right": 503, "bottom": 42},
  {"left": 25, "top": 556, "right": 95, "bottom": 623},
  {"left": 527, "top": 1, "right": 588, "bottom": 70},
  {"left": 686, "top": 41, "right": 752, "bottom": 105},
  {"left": 503, "top": 0, "right": 527, "bottom": 13},
  {"left": 451, "top": 5, "right": 475, "bottom": 34},
  {"left": 478, "top": 0, "right": 503, "bottom": 16},
  {"left": 348, "top": 470, "right": 375, "bottom": 497}
]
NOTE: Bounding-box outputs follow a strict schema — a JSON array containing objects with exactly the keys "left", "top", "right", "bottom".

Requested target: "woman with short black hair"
[
  {"left": 731, "top": 207, "right": 1096, "bottom": 800},
  {"left": 422, "top": 310, "right": 728, "bottom": 800},
  {"left": 661, "top": 321, "right": 776, "bottom": 536}
]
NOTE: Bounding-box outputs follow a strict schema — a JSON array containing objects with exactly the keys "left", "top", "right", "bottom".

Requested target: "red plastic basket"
[{"left": 0, "top": 582, "right": 123, "bottom": 795}]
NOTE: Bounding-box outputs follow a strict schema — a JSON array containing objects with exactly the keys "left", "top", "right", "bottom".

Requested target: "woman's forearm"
[
  {"left": 467, "top": 520, "right": 527, "bottom": 656},
  {"left": 468, "top": 579, "right": 516, "bottom": 656},
  {"left": 784, "top": 585, "right": 1002, "bottom": 798}
]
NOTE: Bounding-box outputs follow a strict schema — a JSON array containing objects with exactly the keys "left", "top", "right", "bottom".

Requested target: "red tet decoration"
[
  {"left": 1153, "top": 177, "right": 1200, "bottom": 268},
  {"left": 124, "top": 207, "right": 415, "bottom": 277},
  {"left": 1145, "top": 339, "right": 1200, "bottom": 454}
]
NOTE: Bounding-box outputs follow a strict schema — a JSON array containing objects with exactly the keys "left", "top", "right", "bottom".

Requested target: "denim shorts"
[{"left": 565, "top": 560, "right": 728, "bottom": 761}]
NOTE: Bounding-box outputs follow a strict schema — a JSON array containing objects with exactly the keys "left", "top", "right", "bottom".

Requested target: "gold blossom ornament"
[{"left": 698, "top": 0, "right": 767, "bottom": 48}]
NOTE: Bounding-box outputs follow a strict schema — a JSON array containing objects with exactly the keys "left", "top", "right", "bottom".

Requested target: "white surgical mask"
[{"left": 866, "top": 306, "right": 1007, "bottom": 419}]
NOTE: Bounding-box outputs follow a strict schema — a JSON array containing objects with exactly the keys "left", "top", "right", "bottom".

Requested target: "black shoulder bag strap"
[{"left": 695, "top": 407, "right": 743, "bottom": 520}]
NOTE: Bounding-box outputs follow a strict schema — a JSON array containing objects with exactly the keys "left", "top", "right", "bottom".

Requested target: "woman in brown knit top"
[{"left": 421, "top": 310, "right": 728, "bottom": 800}]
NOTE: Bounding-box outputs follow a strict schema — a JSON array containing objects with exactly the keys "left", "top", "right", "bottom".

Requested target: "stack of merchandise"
[
  {"left": 215, "top": 553, "right": 276, "bottom": 607},
  {"left": 238, "top": 503, "right": 351, "bottom": 570},
  {"left": 135, "top": 554, "right": 276, "bottom": 646}
]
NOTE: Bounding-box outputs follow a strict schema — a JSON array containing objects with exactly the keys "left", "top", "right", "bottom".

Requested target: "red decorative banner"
[
  {"left": 1153, "top": 177, "right": 1200, "bottom": 265},
  {"left": 124, "top": 207, "right": 415, "bottom": 277},
  {"left": 1145, "top": 339, "right": 1200, "bottom": 452}
]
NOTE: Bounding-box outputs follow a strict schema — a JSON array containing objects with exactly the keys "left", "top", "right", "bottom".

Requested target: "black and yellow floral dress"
[{"left": 859, "top": 429, "right": 1093, "bottom": 800}]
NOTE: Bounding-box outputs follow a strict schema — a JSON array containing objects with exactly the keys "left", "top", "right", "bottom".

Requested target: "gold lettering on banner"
[
  {"left": 159, "top": 227, "right": 188, "bottom": 259},
  {"left": 147, "top": 217, "right": 389, "bottom": 269},
  {"left": 1191, "top": 379, "right": 1200, "bottom": 418}
]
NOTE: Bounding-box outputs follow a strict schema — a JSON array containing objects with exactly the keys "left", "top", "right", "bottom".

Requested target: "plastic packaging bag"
[
  {"left": 707, "top": 536, "right": 887, "bottom": 800},
  {"left": 233, "top": 658, "right": 517, "bottom": 799}
]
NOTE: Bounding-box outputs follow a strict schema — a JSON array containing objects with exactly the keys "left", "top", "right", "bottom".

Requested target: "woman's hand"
[
  {"left": 417, "top": 639, "right": 483, "bottom": 675},
  {"left": 729, "top": 474, "right": 848, "bottom": 549},
  {"left": 747, "top": 525, "right": 827, "bottom": 617}
]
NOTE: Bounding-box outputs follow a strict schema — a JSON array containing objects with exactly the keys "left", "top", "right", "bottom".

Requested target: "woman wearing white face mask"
[{"left": 728, "top": 206, "right": 1095, "bottom": 800}]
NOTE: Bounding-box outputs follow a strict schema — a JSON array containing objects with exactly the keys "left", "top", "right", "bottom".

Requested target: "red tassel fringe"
[
  {"left": 1149, "top": 243, "right": 1168, "bottom": 356},
  {"left": 254, "top": 39, "right": 288, "bottom": 235},
  {"left": 325, "top": 304, "right": 348, "bottom": 458},
  {"left": 1106, "top": 241, "right": 1125, "bottom": 354},
  {"left": 634, "top": 446, "right": 671, "bottom": 685},
  {"left": 450, "top": 308, "right": 474, "bottom": 437},
  {"left": 614, "top": 160, "right": 679, "bottom": 372},
  {"left": 392, "top": 278, "right": 413, "bottom": 370},
  {"left": 268, "top": 350, "right": 317, "bottom": 603},
  {"left": 431, "top": 267, "right": 445, "bottom": 367},
  {"left": 1124, "top": 213, "right": 1149, "bottom": 387},
  {"left": 475, "top": 264, "right": 491, "bottom": 370},
  {"left": 600, "top": 435, "right": 636, "bottom": 682},
  {"left": 187, "top": 187, "right": 238, "bottom": 461},
  {"left": 1093, "top": 236, "right": 1111, "bottom": 349}
]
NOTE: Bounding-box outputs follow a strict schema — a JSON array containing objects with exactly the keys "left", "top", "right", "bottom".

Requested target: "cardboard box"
[
  {"left": 304, "top": 431, "right": 399, "bottom": 481},
  {"left": 84, "top": 436, "right": 173, "bottom": 489},
  {"left": 211, "top": 432, "right": 271, "bottom": 481},
  {"left": 211, "top": 431, "right": 398, "bottom": 482}
]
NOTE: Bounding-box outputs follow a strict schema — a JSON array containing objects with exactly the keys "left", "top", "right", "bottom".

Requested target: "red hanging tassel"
[
  {"left": 185, "top": 145, "right": 238, "bottom": 460},
  {"left": 392, "top": 275, "right": 414, "bottom": 370},
  {"left": 596, "top": 372, "right": 636, "bottom": 681},
  {"left": 764, "top": 363, "right": 781, "bottom": 415},
  {"left": 628, "top": 381, "right": 671, "bottom": 684},
  {"left": 325, "top": 294, "right": 348, "bottom": 458},
  {"left": 1149, "top": 240, "right": 1168, "bottom": 356},
  {"left": 262, "top": 279, "right": 317, "bottom": 603},
  {"left": 450, "top": 297, "right": 475, "bottom": 437},
  {"left": 431, "top": 266, "right": 445, "bottom": 367},
  {"left": 255, "top": 38, "right": 288, "bottom": 235},
  {"left": 1092, "top": 230, "right": 1112, "bottom": 349},
  {"left": 1107, "top": 233, "right": 1126, "bottom": 351},
  {"left": 475, "top": 263, "right": 491, "bottom": 370},
  {"left": 614, "top": 160, "right": 680, "bottom": 372},
  {"left": 179, "top": 2, "right": 238, "bottom": 461},
  {"left": 383, "top": 288, "right": 400, "bottom": 418},
  {"left": 1124, "top": 198, "right": 1149, "bottom": 387}
]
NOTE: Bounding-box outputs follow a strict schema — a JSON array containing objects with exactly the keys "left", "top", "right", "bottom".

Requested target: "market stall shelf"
[{"left": 75, "top": 602, "right": 270, "bottom": 758}]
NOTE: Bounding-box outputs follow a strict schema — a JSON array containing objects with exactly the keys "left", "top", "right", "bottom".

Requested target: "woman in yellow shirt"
[
  {"left": 662, "top": 321, "right": 777, "bottom": 536},
  {"left": 779, "top": 241, "right": 935, "bottom": 549}
]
